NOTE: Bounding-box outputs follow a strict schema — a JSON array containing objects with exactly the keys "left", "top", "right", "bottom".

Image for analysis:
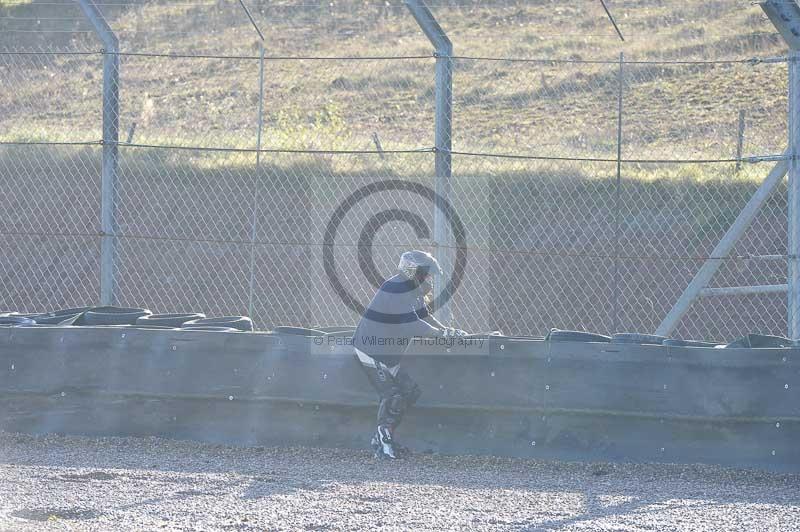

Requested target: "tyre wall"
[{"left": 0, "top": 327, "right": 797, "bottom": 471}]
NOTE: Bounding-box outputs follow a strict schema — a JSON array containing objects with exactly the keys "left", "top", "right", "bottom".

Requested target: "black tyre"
[
  {"left": 324, "top": 329, "right": 356, "bottom": 337},
  {"left": 272, "top": 325, "right": 326, "bottom": 337},
  {"left": 35, "top": 306, "right": 92, "bottom": 318},
  {"left": 81, "top": 306, "right": 152, "bottom": 326},
  {"left": 137, "top": 313, "right": 205, "bottom": 328},
  {"left": 182, "top": 316, "right": 253, "bottom": 332},
  {"left": 31, "top": 313, "right": 82, "bottom": 325},
  {"left": 611, "top": 333, "right": 667, "bottom": 345},
  {"left": 461, "top": 331, "right": 526, "bottom": 340},
  {"left": 662, "top": 339, "right": 720, "bottom": 348},
  {"left": 180, "top": 326, "right": 239, "bottom": 332},
  {"left": 725, "top": 333, "right": 793, "bottom": 349},
  {"left": 30, "top": 306, "right": 93, "bottom": 325},
  {"left": 545, "top": 329, "right": 611, "bottom": 343},
  {"left": 0, "top": 316, "right": 36, "bottom": 327},
  {"left": 316, "top": 326, "right": 357, "bottom": 333},
  {"left": 458, "top": 333, "right": 503, "bottom": 339}
]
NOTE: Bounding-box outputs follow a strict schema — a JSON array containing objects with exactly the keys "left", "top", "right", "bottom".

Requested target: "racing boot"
[
  {"left": 371, "top": 429, "right": 411, "bottom": 458},
  {"left": 373, "top": 425, "right": 403, "bottom": 459}
]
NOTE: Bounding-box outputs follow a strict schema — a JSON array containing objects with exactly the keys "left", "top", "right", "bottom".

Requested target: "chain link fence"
[{"left": 0, "top": 1, "right": 793, "bottom": 341}]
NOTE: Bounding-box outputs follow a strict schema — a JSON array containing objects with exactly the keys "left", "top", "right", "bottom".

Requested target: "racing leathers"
[{"left": 352, "top": 273, "right": 444, "bottom": 457}]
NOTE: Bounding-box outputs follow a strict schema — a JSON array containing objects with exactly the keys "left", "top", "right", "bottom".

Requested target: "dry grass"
[{"left": 0, "top": 0, "right": 789, "bottom": 166}]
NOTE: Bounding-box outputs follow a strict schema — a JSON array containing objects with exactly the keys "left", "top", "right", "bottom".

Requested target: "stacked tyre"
[
  {"left": 136, "top": 313, "right": 205, "bottom": 328},
  {"left": 273, "top": 326, "right": 326, "bottom": 336},
  {"left": 182, "top": 316, "right": 253, "bottom": 332},
  {"left": 78, "top": 306, "right": 152, "bottom": 326},
  {"left": 0, "top": 315, "right": 36, "bottom": 327},
  {"left": 29, "top": 307, "right": 93, "bottom": 325},
  {"left": 544, "top": 329, "right": 611, "bottom": 343}
]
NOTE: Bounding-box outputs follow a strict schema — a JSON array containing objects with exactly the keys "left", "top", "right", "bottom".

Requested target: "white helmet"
[{"left": 397, "top": 250, "right": 442, "bottom": 283}]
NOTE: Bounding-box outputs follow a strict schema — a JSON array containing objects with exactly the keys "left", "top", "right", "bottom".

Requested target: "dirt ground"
[{"left": 0, "top": 431, "right": 798, "bottom": 531}]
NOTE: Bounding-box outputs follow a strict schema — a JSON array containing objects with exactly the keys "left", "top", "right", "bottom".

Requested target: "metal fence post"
[
  {"left": 789, "top": 52, "right": 800, "bottom": 338},
  {"left": 405, "top": 0, "right": 453, "bottom": 324},
  {"left": 611, "top": 52, "right": 624, "bottom": 333},
  {"left": 78, "top": 0, "right": 119, "bottom": 306},
  {"left": 735, "top": 110, "right": 746, "bottom": 173},
  {"left": 248, "top": 42, "right": 266, "bottom": 322}
]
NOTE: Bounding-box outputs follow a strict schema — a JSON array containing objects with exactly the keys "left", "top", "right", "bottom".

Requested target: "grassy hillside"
[{"left": 0, "top": 0, "right": 789, "bottom": 161}]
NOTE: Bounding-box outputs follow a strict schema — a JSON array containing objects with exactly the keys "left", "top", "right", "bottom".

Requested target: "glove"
[
  {"left": 454, "top": 328, "right": 469, "bottom": 337},
  {"left": 442, "top": 327, "right": 469, "bottom": 337}
]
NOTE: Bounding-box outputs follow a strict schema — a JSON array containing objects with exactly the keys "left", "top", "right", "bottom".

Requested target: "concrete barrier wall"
[{"left": 0, "top": 326, "right": 798, "bottom": 471}]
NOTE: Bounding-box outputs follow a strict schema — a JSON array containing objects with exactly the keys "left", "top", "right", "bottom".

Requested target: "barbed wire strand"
[
  {"left": 0, "top": 227, "right": 790, "bottom": 264},
  {"left": 0, "top": 49, "right": 789, "bottom": 65},
  {"left": 121, "top": 142, "right": 435, "bottom": 155},
  {"left": 0, "top": 140, "right": 787, "bottom": 165}
]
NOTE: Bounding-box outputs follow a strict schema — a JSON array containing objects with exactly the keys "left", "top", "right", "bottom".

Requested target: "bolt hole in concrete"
[{"left": 10, "top": 508, "right": 100, "bottom": 522}]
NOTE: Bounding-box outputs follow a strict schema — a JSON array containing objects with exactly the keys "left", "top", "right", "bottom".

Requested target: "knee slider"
[
  {"left": 387, "top": 393, "right": 405, "bottom": 416},
  {"left": 406, "top": 383, "right": 421, "bottom": 407}
]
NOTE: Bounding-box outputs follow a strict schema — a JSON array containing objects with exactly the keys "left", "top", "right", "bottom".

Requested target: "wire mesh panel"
[
  {"left": 0, "top": 143, "right": 101, "bottom": 311},
  {"left": 428, "top": 0, "right": 783, "bottom": 62},
  {"left": 252, "top": 151, "right": 435, "bottom": 329},
  {"left": 617, "top": 162, "right": 789, "bottom": 339},
  {"left": 623, "top": 60, "right": 787, "bottom": 161},
  {"left": 112, "top": 147, "right": 255, "bottom": 318},
  {"left": 0, "top": 1, "right": 794, "bottom": 344},
  {"left": 453, "top": 57, "right": 619, "bottom": 158},
  {"left": 263, "top": 57, "right": 435, "bottom": 151},
  {"left": 449, "top": 158, "right": 619, "bottom": 335},
  {"left": 0, "top": 1, "right": 97, "bottom": 52},
  {"left": 0, "top": 49, "right": 102, "bottom": 142},
  {"left": 118, "top": 53, "right": 260, "bottom": 150}
]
